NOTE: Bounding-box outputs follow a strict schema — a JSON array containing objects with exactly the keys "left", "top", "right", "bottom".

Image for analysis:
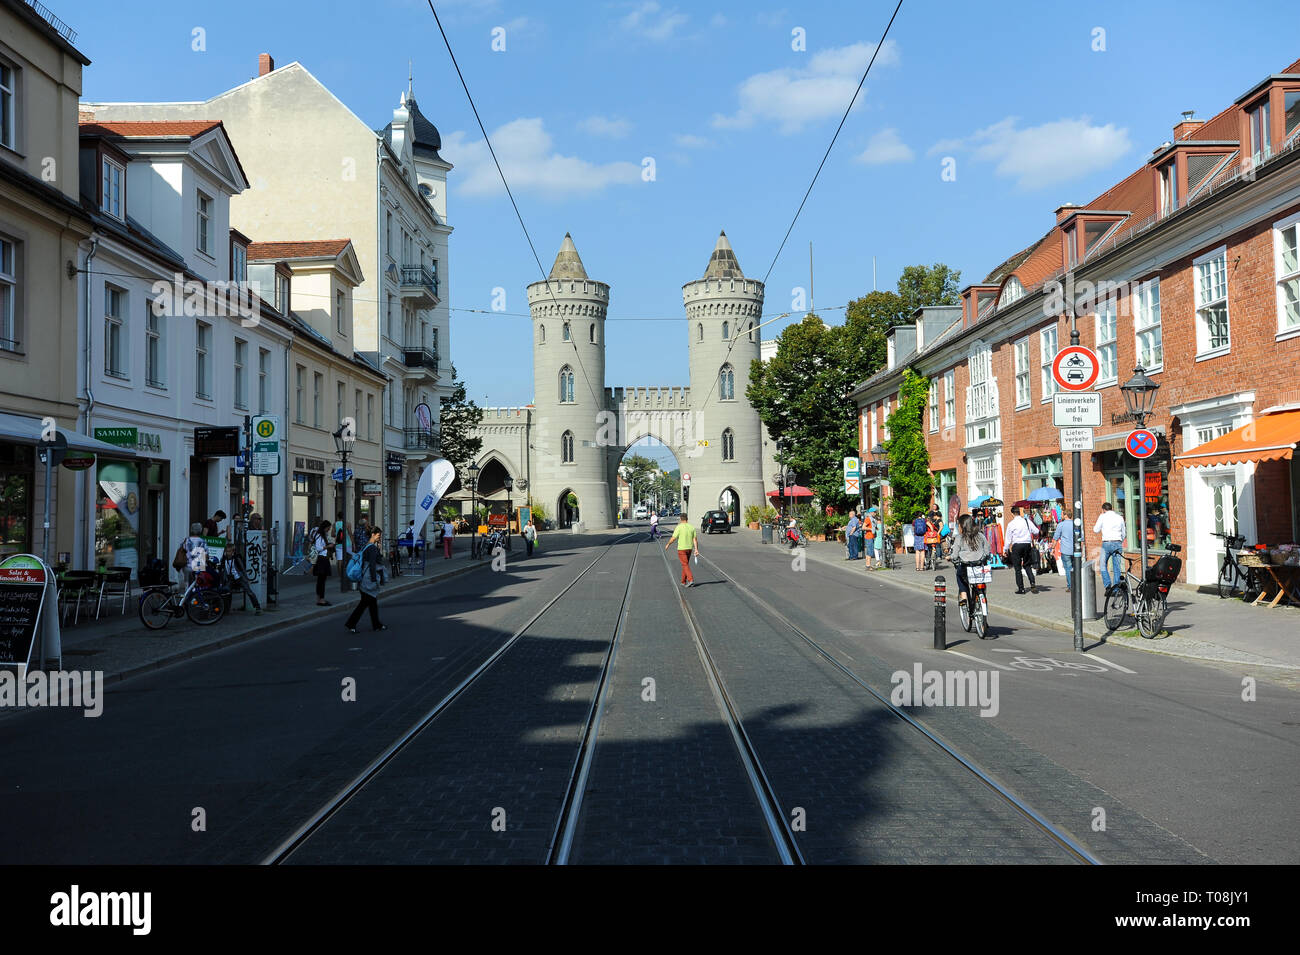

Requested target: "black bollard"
[{"left": 933, "top": 575, "right": 946, "bottom": 650}]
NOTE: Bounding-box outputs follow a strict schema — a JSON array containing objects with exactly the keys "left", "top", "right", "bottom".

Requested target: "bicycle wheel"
[
  {"left": 973, "top": 604, "right": 988, "bottom": 639},
  {"left": 185, "top": 588, "right": 226, "bottom": 626},
  {"left": 1242, "top": 569, "right": 1262, "bottom": 603},
  {"left": 138, "top": 590, "right": 174, "bottom": 630},
  {"left": 1216, "top": 560, "right": 1238, "bottom": 599},
  {"left": 1139, "top": 594, "right": 1167, "bottom": 639},
  {"left": 1102, "top": 584, "right": 1129, "bottom": 632}
]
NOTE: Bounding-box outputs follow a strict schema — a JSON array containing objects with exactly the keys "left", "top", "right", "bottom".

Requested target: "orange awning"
[{"left": 1175, "top": 410, "right": 1300, "bottom": 469}]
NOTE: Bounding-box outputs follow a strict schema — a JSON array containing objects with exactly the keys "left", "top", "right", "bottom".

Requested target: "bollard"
[{"left": 933, "top": 575, "right": 946, "bottom": 650}]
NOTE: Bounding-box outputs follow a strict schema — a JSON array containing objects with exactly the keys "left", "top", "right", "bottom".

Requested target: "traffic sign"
[
  {"left": 331, "top": 467, "right": 355, "bottom": 482},
  {"left": 681, "top": 472, "right": 691, "bottom": 486},
  {"left": 1051, "top": 345, "right": 1100, "bottom": 392},
  {"left": 1059, "top": 427, "right": 1095, "bottom": 452},
  {"left": 1052, "top": 392, "right": 1101, "bottom": 427},
  {"left": 843, "top": 457, "right": 860, "bottom": 478},
  {"left": 251, "top": 416, "right": 281, "bottom": 476},
  {"left": 1126, "top": 429, "right": 1157, "bottom": 459},
  {"left": 844, "top": 476, "right": 860, "bottom": 495}
]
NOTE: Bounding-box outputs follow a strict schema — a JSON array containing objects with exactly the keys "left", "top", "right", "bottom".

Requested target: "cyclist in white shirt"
[{"left": 1094, "top": 502, "right": 1127, "bottom": 589}]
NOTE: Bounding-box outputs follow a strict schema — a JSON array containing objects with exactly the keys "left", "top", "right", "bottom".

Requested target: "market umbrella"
[
  {"left": 969, "top": 495, "right": 1003, "bottom": 509},
  {"left": 1011, "top": 499, "right": 1035, "bottom": 510},
  {"left": 767, "top": 485, "right": 815, "bottom": 498},
  {"left": 1028, "top": 486, "right": 1064, "bottom": 501}
]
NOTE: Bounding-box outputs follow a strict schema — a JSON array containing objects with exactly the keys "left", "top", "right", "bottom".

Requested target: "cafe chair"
[
  {"left": 96, "top": 567, "right": 134, "bottom": 618},
  {"left": 58, "top": 571, "right": 98, "bottom": 626}
]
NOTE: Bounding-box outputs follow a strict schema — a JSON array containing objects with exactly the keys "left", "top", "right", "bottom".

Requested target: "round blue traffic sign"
[{"left": 1126, "top": 429, "right": 1157, "bottom": 459}]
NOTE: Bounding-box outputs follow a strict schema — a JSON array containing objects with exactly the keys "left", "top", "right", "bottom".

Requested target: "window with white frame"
[
  {"left": 944, "top": 370, "right": 955, "bottom": 427},
  {"left": 196, "top": 191, "right": 213, "bottom": 255},
  {"left": 1000, "top": 276, "right": 1024, "bottom": 307},
  {"left": 1248, "top": 99, "right": 1272, "bottom": 166},
  {"left": 1194, "top": 247, "right": 1230, "bottom": 355},
  {"left": 1134, "top": 279, "right": 1163, "bottom": 370},
  {"left": 0, "top": 235, "right": 14, "bottom": 350},
  {"left": 869, "top": 403, "right": 878, "bottom": 447},
  {"left": 719, "top": 364, "right": 735, "bottom": 400},
  {"left": 336, "top": 289, "right": 345, "bottom": 335},
  {"left": 561, "top": 430, "right": 574, "bottom": 463},
  {"left": 146, "top": 306, "right": 163, "bottom": 388},
  {"left": 367, "top": 394, "right": 374, "bottom": 440},
  {"left": 1096, "top": 300, "right": 1118, "bottom": 384},
  {"left": 1276, "top": 212, "right": 1300, "bottom": 333},
  {"left": 354, "top": 390, "right": 361, "bottom": 439},
  {"left": 928, "top": 379, "right": 939, "bottom": 431},
  {"left": 231, "top": 241, "right": 247, "bottom": 282},
  {"left": 968, "top": 342, "right": 994, "bottom": 421},
  {"left": 0, "top": 64, "right": 15, "bottom": 150},
  {"left": 195, "top": 321, "right": 211, "bottom": 398},
  {"left": 336, "top": 381, "right": 344, "bottom": 426},
  {"left": 275, "top": 274, "right": 289, "bottom": 314},
  {"left": 559, "top": 365, "right": 574, "bottom": 404},
  {"left": 1014, "top": 338, "right": 1030, "bottom": 407},
  {"left": 295, "top": 365, "right": 305, "bottom": 423},
  {"left": 101, "top": 158, "right": 123, "bottom": 219},
  {"left": 722, "top": 428, "right": 735, "bottom": 461},
  {"left": 313, "top": 372, "right": 322, "bottom": 427},
  {"left": 1196, "top": 423, "right": 1232, "bottom": 446},
  {"left": 882, "top": 398, "right": 891, "bottom": 440},
  {"left": 234, "top": 339, "right": 247, "bottom": 409},
  {"left": 1040, "top": 327, "right": 1059, "bottom": 398},
  {"left": 104, "top": 286, "right": 126, "bottom": 378},
  {"left": 258, "top": 348, "right": 269, "bottom": 413},
  {"left": 386, "top": 212, "right": 393, "bottom": 258}
]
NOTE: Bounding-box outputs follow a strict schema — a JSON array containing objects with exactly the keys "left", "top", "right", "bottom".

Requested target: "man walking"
[
  {"left": 1094, "top": 501, "right": 1126, "bottom": 590},
  {"left": 649, "top": 509, "right": 660, "bottom": 541},
  {"left": 1053, "top": 506, "right": 1076, "bottom": 592},
  {"left": 1005, "top": 505, "right": 1039, "bottom": 594},
  {"left": 665, "top": 513, "right": 699, "bottom": 587}
]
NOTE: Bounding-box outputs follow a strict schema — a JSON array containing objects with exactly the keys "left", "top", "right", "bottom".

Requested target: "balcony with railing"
[
  {"left": 402, "top": 345, "right": 440, "bottom": 378},
  {"left": 400, "top": 265, "right": 439, "bottom": 307},
  {"left": 403, "top": 427, "right": 440, "bottom": 452}
]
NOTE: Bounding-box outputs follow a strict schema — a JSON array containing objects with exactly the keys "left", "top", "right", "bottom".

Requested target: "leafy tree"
[
  {"left": 896, "top": 263, "right": 961, "bottom": 316},
  {"left": 438, "top": 364, "right": 484, "bottom": 471},
  {"left": 883, "top": 369, "right": 934, "bottom": 524},
  {"left": 620, "top": 453, "right": 659, "bottom": 504}
]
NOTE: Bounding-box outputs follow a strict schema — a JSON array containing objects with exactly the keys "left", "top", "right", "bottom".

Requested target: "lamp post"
[
  {"left": 467, "top": 461, "right": 480, "bottom": 559},
  {"left": 503, "top": 474, "right": 514, "bottom": 551},
  {"left": 333, "top": 424, "right": 353, "bottom": 591},
  {"left": 1121, "top": 366, "right": 1161, "bottom": 576},
  {"left": 870, "top": 443, "right": 889, "bottom": 510}
]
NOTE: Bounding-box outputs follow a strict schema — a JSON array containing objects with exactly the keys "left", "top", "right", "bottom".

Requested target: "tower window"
[
  {"left": 719, "top": 363, "right": 735, "bottom": 400},
  {"left": 697, "top": 323, "right": 703, "bottom": 342},
  {"left": 559, "top": 365, "right": 575, "bottom": 403},
  {"left": 589, "top": 323, "right": 596, "bottom": 343},
  {"left": 563, "top": 322, "right": 571, "bottom": 341},
  {"left": 748, "top": 322, "right": 754, "bottom": 342},
  {"left": 539, "top": 324, "right": 546, "bottom": 343},
  {"left": 722, "top": 428, "right": 734, "bottom": 461},
  {"left": 722, "top": 321, "right": 729, "bottom": 340},
  {"left": 561, "top": 430, "right": 574, "bottom": 463}
]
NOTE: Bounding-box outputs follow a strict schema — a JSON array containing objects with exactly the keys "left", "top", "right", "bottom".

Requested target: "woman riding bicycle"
[{"left": 951, "top": 513, "right": 990, "bottom": 604}]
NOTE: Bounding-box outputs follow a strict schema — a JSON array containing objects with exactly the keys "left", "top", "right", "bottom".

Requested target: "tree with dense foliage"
[
  {"left": 896, "top": 263, "right": 962, "bottom": 316},
  {"left": 883, "top": 369, "right": 934, "bottom": 524},
  {"left": 438, "top": 364, "right": 484, "bottom": 471}
]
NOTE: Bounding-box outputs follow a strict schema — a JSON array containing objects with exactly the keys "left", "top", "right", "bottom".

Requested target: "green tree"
[
  {"left": 438, "top": 364, "right": 484, "bottom": 471},
  {"left": 620, "top": 453, "right": 659, "bottom": 505},
  {"left": 883, "top": 368, "right": 933, "bottom": 524},
  {"left": 896, "top": 263, "right": 962, "bottom": 316}
]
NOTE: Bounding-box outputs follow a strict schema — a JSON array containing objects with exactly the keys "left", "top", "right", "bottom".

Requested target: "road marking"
[
  {"left": 944, "top": 648, "right": 1014, "bottom": 671},
  {"left": 1086, "top": 653, "right": 1137, "bottom": 674},
  {"left": 991, "top": 648, "right": 1026, "bottom": 653}
]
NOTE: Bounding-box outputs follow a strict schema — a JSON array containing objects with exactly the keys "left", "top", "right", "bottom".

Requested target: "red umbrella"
[{"left": 767, "top": 485, "right": 815, "bottom": 498}]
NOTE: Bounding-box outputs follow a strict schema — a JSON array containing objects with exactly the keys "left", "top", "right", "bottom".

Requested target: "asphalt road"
[{"left": 1, "top": 522, "right": 1294, "bottom": 864}]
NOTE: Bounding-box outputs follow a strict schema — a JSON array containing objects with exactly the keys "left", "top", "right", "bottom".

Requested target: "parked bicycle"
[
  {"left": 1102, "top": 545, "right": 1182, "bottom": 639},
  {"left": 1213, "top": 531, "right": 1260, "bottom": 601},
  {"left": 138, "top": 572, "right": 227, "bottom": 630},
  {"left": 878, "top": 530, "right": 895, "bottom": 569}
]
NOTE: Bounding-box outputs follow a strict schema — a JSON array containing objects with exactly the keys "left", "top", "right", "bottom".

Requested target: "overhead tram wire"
[
  {"left": 691, "top": 0, "right": 905, "bottom": 418},
  {"left": 425, "top": 0, "right": 605, "bottom": 412}
]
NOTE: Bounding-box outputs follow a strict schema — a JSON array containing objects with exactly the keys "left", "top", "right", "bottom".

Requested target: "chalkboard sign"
[{"left": 0, "top": 557, "right": 49, "bottom": 669}]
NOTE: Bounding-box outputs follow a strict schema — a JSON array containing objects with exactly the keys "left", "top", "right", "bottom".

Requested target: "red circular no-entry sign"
[
  {"left": 1126, "top": 429, "right": 1157, "bottom": 459},
  {"left": 1051, "top": 345, "right": 1100, "bottom": 391}
]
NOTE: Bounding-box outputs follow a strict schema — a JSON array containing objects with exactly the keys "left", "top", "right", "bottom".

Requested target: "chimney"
[
  {"left": 1173, "top": 110, "right": 1203, "bottom": 141},
  {"left": 78, "top": 108, "right": 94, "bottom": 123},
  {"left": 258, "top": 53, "right": 275, "bottom": 77},
  {"left": 1055, "top": 202, "right": 1078, "bottom": 223}
]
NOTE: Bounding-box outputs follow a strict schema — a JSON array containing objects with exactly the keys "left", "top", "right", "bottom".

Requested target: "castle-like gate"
[{"left": 468, "top": 232, "right": 773, "bottom": 529}]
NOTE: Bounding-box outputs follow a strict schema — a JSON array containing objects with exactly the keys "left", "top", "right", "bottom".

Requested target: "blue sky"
[{"left": 72, "top": 0, "right": 1300, "bottom": 432}]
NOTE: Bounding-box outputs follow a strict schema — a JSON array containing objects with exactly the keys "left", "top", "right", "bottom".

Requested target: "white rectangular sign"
[
  {"left": 1053, "top": 392, "right": 1101, "bottom": 427},
  {"left": 1059, "top": 427, "right": 1095, "bottom": 452}
]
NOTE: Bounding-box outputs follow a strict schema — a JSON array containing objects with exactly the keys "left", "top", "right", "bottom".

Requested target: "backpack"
[
  {"left": 346, "top": 544, "right": 373, "bottom": 582},
  {"left": 913, "top": 517, "right": 927, "bottom": 537}
]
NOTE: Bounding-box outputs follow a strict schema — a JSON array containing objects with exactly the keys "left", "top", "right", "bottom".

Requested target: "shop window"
[
  {"left": 0, "top": 444, "right": 33, "bottom": 557},
  {"left": 1101, "top": 448, "right": 1173, "bottom": 553}
]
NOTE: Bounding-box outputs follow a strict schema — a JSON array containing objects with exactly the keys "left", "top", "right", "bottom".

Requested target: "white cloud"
[
  {"left": 578, "top": 115, "right": 633, "bottom": 139},
  {"left": 442, "top": 118, "right": 642, "bottom": 198},
  {"left": 855, "top": 127, "right": 913, "bottom": 164},
  {"left": 926, "top": 116, "right": 1131, "bottom": 189},
  {"left": 710, "top": 12, "right": 727, "bottom": 27},
  {"left": 673, "top": 133, "right": 713, "bottom": 148},
  {"left": 711, "top": 40, "right": 900, "bottom": 134},
  {"left": 621, "top": 1, "right": 689, "bottom": 41}
]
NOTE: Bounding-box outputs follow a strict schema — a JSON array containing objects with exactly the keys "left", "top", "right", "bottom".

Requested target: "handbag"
[{"left": 172, "top": 545, "right": 188, "bottom": 571}]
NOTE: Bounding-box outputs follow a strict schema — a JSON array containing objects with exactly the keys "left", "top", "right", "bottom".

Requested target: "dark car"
[{"left": 701, "top": 510, "right": 732, "bottom": 534}]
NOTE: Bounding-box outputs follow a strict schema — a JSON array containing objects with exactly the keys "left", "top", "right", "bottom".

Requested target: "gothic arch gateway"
[{"left": 469, "top": 232, "right": 771, "bottom": 529}]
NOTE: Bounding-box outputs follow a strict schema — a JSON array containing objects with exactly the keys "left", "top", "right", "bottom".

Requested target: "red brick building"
[{"left": 853, "top": 56, "right": 1300, "bottom": 586}]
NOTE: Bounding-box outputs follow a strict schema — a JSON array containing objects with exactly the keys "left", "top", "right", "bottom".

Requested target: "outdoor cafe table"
[{"left": 1252, "top": 562, "right": 1300, "bottom": 608}]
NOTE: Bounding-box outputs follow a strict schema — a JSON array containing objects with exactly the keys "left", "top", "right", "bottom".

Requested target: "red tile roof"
[
  {"left": 79, "top": 120, "right": 224, "bottom": 139},
  {"left": 247, "top": 240, "right": 352, "bottom": 260}
]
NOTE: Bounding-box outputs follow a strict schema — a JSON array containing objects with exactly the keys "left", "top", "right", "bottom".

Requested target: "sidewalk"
[
  {"left": 46, "top": 540, "right": 498, "bottom": 685},
  {"left": 751, "top": 532, "right": 1300, "bottom": 671}
]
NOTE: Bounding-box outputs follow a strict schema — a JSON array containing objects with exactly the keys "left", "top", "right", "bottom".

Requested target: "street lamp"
[
  {"left": 503, "top": 474, "right": 514, "bottom": 551},
  {"left": 1121, "top": 366, "right": 1162, "bottom": 574},
  {"left": 870, "top": 443, "right": 889, "bottom": 509},
  {"left": 467, "top": 461, "right": 480, "bottom": 560},
  {"left": 333, "top": 424, "right": 353, "bottom": 591}
]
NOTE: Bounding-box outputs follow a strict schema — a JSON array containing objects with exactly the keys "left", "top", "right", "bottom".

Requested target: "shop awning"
[
  {"left": 1175, "top": 410, "right": 1300, "bottom": 469},
  {"left": 0, "top": 412, "right": 138, "bottom": 457}
]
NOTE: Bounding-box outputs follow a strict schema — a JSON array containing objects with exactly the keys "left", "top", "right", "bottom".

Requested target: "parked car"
[
  {"left": 701, "top": 510, "right": 732, "bottom": 534},
  {"left": 634, "top": 504, "right": 649, "bottom": 520}
]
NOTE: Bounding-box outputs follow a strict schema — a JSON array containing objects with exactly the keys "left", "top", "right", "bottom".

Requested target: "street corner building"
[{"left": 851, "top": 55, "right": 1300, "bottom": 587}]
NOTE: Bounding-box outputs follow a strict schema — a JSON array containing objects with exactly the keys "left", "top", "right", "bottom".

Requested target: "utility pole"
[
  {"left": 809, "top": 241, "right": 815, "bottom": 315},
  {"left": 1069, "top": 308, "right": 1084, "bottom": 652}
]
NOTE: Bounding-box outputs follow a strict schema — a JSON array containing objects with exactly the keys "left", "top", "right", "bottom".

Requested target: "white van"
[{"left": 634, "top": 505, "right": 649, "bottom": 520}]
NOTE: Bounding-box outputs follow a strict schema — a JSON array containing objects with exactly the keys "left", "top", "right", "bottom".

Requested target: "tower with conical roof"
[
  {"left": 528, "top": 234, "right": 613, "bottom": 529},
  {"left": 682, "top": 231, "right": 766, "bottom": 524}
]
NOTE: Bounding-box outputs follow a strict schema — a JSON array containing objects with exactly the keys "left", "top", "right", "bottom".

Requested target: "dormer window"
[
  {"left": 1064, "top": 225, "right": 1077, "bottom": 268},
  {"left": 1000, "top": 276, "right": 1024, "bottom": 307},
  {"left": 275, "top": 273, "right": 290, "bottom": 314},
  {"left": 101, "top": 158, "right": 123, "bottom": 219},
  {"left": 230, "top": 239, "right": 247, "bottom": 282},
  {"left": 1248, "top": 99, "right": 1271, "bottom": 165},
  {"left": 1159, "top": 161, "right": 1179, "bottom": 216},
  {"left": 1083, "top": 219, "right": 1115, "bottom": 257},
  {"left": 1287, "top": 90, "right": 1300, "bottom": 142}
]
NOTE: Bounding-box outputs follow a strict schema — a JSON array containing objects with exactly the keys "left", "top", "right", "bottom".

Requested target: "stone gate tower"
[
  {"left": 682, "top": 232, "right": 767, "bottom": 525},
  {"left": 527, "top": 234, "right": 614, "bottom": 529}
]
